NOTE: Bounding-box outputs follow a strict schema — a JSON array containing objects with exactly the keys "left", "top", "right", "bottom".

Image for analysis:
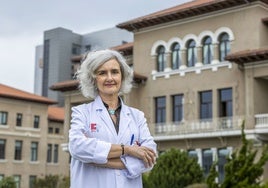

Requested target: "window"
[
  {"left": 203, "top": 36, "right": 213, "bottom": 64},
  {"left": 187, "top": 40, "right": 196, "bottom": 67},
  {"left": 31, "top": 142, "right": 38, "bottom": 161},
  {"left": 218, "top": 148, "right": 229, "bottom": 183},
  {"left": 156, "top": 46, "right": 165, "bottom": 72},
  {"left": 155, "top": 97, "right": 166, "bottom": 123},
  {"left": 54, "top": 144, "right": 59, "bottom": 163},
  {"left": 200, "top": 91, "right": 212, "bottom": 120},
  {"left": 85, "top": 45, "right": 91, "bottom": 52},
  {"left": 172, "top": 94, "right": 183, "bottom": 122},
  {"left": 47, "top": 144, "right": 52, "bottom": 162},
  {"left": 48, "top": 127, "right": 53, "bottom": 134},
  {"left": 219, "top": 88, "right": 232, "bottom": 117},
  {"left": 0, "top": 139, "right": 6, "bottom": 159},
  {"left": 55, "top": 128, "right": 60, "bottom": 134},
  {"left": 0, "top": 174, "right": 4, "bottom": 181},
  {"left": 171, "top": 43, "right": 181, "bottom": 69},
  {"left": 0, "top": 111, "right": 8, "bottom": 125},
  {"left": 33, "top": 115, "right": 40, "bottom": 128},
  {"left": 29, "top": 176, "right": 37, "bottom": 188},
  {"left": 13, "top": 175, "right": 21, "bottom": 188},
  {"left": 219, "top": 33, "right": 230, "bottom": 61},
  {"left": 202, "top": 149, "right": 213, "bottom": 177},
  {"left": 16, "top": 113, "right": 23, "bottom": 126},
  {"left": 188, "top": 150, "right": 198, "bottom": 161},
  {"left": 14, "top": 140, "right": 23, "bottom": 160},
  {"left": 72, "top": 44, "right": 81, "bottom": 55}
]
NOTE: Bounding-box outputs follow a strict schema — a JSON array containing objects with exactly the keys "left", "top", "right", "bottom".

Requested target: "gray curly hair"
[{"left": 76, "top": 49, "right": 133, "bottom": 99}]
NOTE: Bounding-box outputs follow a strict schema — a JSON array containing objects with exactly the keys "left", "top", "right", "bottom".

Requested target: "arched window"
[
  {"left": 202, "top": 36, "right": 213, "bottom": 65},
  {"left": 171, "top": 43, "right": 181, "bottom": 69},
  {"left": 157, "top": 46, "right": 165, "bottom": 72},
  {"left": 187, "top": 40, "right": 196, "bottom": 67},
  {"left": 219, "top": 33, "right": 230, "bottom": 62}
]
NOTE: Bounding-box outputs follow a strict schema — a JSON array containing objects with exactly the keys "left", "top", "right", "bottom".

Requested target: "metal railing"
[{"left": 151, "top": 116, "right": 244, "bottom": 136}]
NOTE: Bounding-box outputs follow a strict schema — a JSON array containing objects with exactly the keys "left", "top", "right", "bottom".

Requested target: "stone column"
[{"left": 212, "top": 43, "right": 219, "bottom": 64}]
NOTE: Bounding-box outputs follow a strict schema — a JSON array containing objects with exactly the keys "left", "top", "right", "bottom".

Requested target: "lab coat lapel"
[
  {"left": 118, "top": 105, "right": 131, "bottom": 144},
  {"left": 94, "top": 96, "right": 117, "bottom": 139}
]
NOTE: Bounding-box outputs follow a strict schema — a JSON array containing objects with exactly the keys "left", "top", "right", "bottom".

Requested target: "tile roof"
[
  {"left": 225, "top": 48, "right": 268, "bottom": 64},
  {"left": 48, "top": 106, "right": 64, "bottom": 122},
  {"left": 50, "top": 79, "right": 79, "bottom": 92},
  {"left": 117, "top": 0, "right": 268, "bottom": 32},
  {"left": 0, "top": 83, "right": 56, "bottom": 104},
  {"left": 111, "top": 42, "right": 133, "bottom": 56}
]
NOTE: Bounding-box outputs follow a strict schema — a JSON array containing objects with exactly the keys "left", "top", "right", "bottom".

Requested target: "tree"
[
  {"left": 32, "top": 175, "right": 70, "bottom": 188},
  {"left": 0, "top": 176, "right": 16, "bottom": 188},
  {"left": 148, "top": 148, "right": 204, "bottom": 188},
  {"left": 206, "top": 120, "right": 268, "bottom": 187},
  {"left": 206, "top": 161, "right": 218, "bottom": 188},
  {"left": 222, "top": 120, "right": 268, "bottom": 187}
]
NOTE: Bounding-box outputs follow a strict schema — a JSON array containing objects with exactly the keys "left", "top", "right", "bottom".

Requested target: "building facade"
[
  {"left": 35, "top": 27, "right": 133, "bottom": 106},
  {"left": 51, "top": 0, "right": 268, "bottom": 183},
  {"left": 0, "top": 84, "right": 69, "bottom": 188},
  {"left": 34, "top": 45, "right": 43, "bottom": 96}
]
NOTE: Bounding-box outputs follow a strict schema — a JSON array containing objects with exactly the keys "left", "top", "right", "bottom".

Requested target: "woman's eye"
[
  {"left": 112, "top": 70, "right": 119, "bottom": 74},
  {"left": 97, "top": 71, "right": 105, "bottom": 75}
]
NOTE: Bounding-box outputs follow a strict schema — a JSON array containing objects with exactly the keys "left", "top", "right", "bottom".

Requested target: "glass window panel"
[
  {"left": 218, "top": 148, "right": 229, "bottom": 183},
  {"left": 171, "top": 43, "right": 180, "bottom": 69},
  {"left": 188, "top": 150, "right": 198, "bottom": 160},
  {"left": 16, "top": 113, "right": 23, "bottom": 126},
  {"left": 55, "top": 128, "right": 60, "bottom": 134},
  {"left": 0, "top": 139, "right": 6, "bottom": 159},
  {"left": 155, "top": 97, "right": 166, "bottom": 123},
  {"left": 200, "top": 91, "right": 212, "bottom": 119},
  {"left": 31, "top": 142, "right": 38, "bottom": 161},
  {"left": 203, "top": 37, "right": 213, "bottom": 64},
  {"left": 172, "top": 95, "right": 183, "bottom": 122},
  {"left": 14, "top": 140, "right": 22, "bottom": 160},
  {"left": 219, "top": 33, "right": 230, "bottom": 61},
  {"left": 187, "top": 40, "right": 196, "bottom": 67},
  {"left": 157, "top": 46, "right": 165, "bottom": 72},
  {"left": 13, "top": 175, "right": 21, "bottom": 188},
  {"left": 0, "top": 112, "right": 8, "bottom": 125},
  {"left": 202, "top": 149, "right": 213, "bottom": 177},
  {"left": 219, "top": 88, "right": 232, "bottom": 117},
  {"left": 53, "top": 144, "right": 59, "bottom": 163},
  {"left": 33, "top": 115, "right": 40, "bottom": 128},
  {"left": 48, "top": 127, "right": 53, "bottom": 134},
  {"left": 29, "top": 176, "right": 37, "bottom": 188},
  {"left": 47, "top": 144, "right": 52, "bottom": 163}
]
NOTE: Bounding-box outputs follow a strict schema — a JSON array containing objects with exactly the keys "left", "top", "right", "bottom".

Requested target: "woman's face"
[{"left": 95, "top": 59, "right": 122, "bottom": 97}]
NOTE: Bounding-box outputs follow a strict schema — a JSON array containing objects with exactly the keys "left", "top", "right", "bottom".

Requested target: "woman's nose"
[{"left": 107, "top": 72, "right": 113, "bottom": 80}]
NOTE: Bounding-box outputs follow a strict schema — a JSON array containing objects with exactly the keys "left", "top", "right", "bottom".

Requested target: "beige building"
[
  {"left": 0, "top": 84, "right": 69, "bottom": 188},
  {"left": 51, "top": 0, "right": 268, "bottom": 183}
]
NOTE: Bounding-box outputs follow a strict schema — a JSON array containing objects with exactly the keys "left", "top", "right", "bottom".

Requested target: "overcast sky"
[{"left": 0, "top": 0, "right": 190, "bottom": 93}]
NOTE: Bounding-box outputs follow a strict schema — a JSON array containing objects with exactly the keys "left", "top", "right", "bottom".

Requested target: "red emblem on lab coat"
[{"left": 90, "top": 123, "right": 97, "bottom": 132}]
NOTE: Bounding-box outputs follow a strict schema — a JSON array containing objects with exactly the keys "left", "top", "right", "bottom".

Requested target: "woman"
[{"left": 69, "top": 49, "right": 157, "bottom": 188}]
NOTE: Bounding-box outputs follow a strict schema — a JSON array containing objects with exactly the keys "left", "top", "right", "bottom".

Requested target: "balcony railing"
[
  {"left": 151, "top": 116, "right": 244, "bottom": 136},
  {"left": 255, "top": 114, "right": 268, "bottom": 128}
]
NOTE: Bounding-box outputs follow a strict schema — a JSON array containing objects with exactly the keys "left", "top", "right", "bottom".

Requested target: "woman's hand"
[{"left": 125, "top": 145, "right": 156, "bottom": 168}]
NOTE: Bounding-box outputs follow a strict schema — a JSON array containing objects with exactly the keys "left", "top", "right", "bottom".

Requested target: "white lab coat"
[{"left": 69, "top": 96, "right": 157, "bottom": 188}]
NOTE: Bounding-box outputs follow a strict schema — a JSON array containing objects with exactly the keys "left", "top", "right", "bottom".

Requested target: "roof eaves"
[
  {"left": 117, "top": 0, "right": 266, "bottom": 32},
  {"left": 225, "top": 48, "right": 268, "bottom": 64},
  {"left": 0, "top": 94, "right": 56, "bottom": 104}
]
